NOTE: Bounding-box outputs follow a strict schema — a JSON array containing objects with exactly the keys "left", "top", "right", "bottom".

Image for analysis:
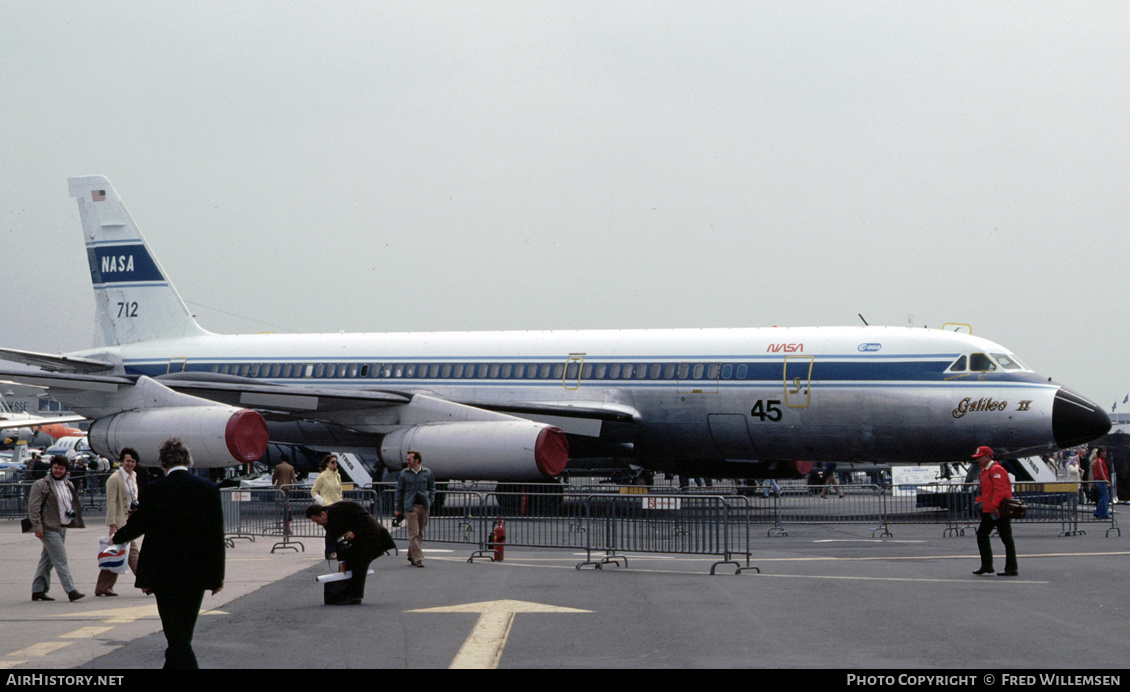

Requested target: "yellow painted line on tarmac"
[
  {"left": 4, "top": 641, "right": 72, "bottom": 660},
  {"left": 46, "top": 605, "right": 229, "bottom": 623},
  {"left": 47, "top": 605, "right": 160, "bottom": 623},
  {"left": 0, "top": 604, "right": 233, "bottom": 669},
  {"left": 409, "top": 600, "right": 592, "bottom": 669},
  {"left": 59, "top": 626, "right": 116, "bottom": 638}
]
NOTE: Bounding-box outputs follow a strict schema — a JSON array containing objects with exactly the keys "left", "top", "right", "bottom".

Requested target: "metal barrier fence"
[
  {"left": 0, "top": 473, "right": 116, "bottom": 520},
  {"left": 218, "top": 485, "right": 759, "bottom": 573},
  {"left": 223, "top": 479, "right": 1119, "bottom": 571},
  {"left": 6, "top": 474, "right": 1117, "bottom": 574},
  {"left": 0, "top": 481, "right": 30, "bottom": 520},
  {"left": 875, "top": 481, "right": 1121, "bottom": 539}
]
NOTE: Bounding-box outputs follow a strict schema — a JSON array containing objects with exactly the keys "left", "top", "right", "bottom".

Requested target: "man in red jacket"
[
  {"left": 1092, "top": 447, "right": 1111, "bottom": 520},
  {"left": 972, "top": 446, "right": 1019, "bottom": 577}
]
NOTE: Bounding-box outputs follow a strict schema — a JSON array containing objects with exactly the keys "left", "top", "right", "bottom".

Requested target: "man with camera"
[
  {"left": 95, "top": 448, "right": 142, "bottom": 596},
  {"left": 28, "top": 455, "right": 86, "bottom": 602}
]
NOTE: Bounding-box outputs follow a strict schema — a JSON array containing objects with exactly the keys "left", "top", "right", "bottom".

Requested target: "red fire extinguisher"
[{"left": 487, "top": 517, "right": 506, "bottom": 561}]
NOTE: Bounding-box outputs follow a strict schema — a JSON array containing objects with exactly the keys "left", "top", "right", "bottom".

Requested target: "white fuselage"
[{"left": 64, "top": 325, "right": 1084, "bottom": 474}]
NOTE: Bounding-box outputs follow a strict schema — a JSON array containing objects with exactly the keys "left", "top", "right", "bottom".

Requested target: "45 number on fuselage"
[{"left": 750, "top": 399, "right": 783, "bottom": 422}]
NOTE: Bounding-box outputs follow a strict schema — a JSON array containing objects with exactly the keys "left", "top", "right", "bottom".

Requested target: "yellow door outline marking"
[
  {"left": 784, "top": 355, "right": 813, "bottom": 408},
  {"left": 563, "top": 354, "right": 584, "bottom": 390}
]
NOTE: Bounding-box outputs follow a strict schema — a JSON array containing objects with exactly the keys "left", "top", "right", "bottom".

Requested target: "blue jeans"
[{"left": 1095, "top": 483, "right": 1111, "bottom": 519}]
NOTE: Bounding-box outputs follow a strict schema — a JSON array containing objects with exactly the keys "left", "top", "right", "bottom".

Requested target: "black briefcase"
[{"left": 324, "top": 578, "right": 351, "bottom": 605}]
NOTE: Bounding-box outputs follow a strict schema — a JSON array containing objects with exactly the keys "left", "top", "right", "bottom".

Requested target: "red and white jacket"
[
  {"left": 976, "top": 460, "right": 1013, "bottom": 515},
  {"left": 1091, "top": 456, "right": 1110, "bottom": 483}
]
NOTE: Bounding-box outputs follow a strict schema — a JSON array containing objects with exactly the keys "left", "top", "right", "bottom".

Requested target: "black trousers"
[
  {"left": 341, "top": 557, "right": 374, "bottom": 601},
  {"left": 153, "top": 588, "right": 206, "bottom": 669},
  {"left": 976, "top": 513, "right": 1018, "bottom": 572}
]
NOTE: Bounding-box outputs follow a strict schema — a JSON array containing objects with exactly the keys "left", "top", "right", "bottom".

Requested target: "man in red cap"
[{"left": 972, "top": 446, "right": 1018, "bottom": 576}]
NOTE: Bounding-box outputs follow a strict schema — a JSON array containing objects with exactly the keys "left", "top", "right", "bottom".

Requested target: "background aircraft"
[
  {"left": 0, "top": 394, "right": 84, "bottom": 449},
  {"left": 0, "top": 176, "right": 1111, "bottom": 481}
]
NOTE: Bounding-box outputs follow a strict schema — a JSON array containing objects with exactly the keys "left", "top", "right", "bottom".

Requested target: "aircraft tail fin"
[{"left": 68, "top": 176, "right": 210, "bottom": 347}]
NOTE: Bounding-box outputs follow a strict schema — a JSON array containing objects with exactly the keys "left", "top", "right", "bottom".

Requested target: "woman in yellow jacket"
[{"left": 311, "top": 454, "right": 343, "bottom": 559}]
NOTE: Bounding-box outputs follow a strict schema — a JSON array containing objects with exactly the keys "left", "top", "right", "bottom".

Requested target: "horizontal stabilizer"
[
  {"left": 0, "top": 415, "right": 85, "bottom": 431},
  {"left": 0, "top": 347, "right": 113, "bottom": 374},
  {"left": 0, "top": 367, "right": 132, "bottom": 393}
]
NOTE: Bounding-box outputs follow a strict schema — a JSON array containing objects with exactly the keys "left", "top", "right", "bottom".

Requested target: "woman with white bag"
[{"left": 95, "top": 448, "right": 142, "bottom": 596}]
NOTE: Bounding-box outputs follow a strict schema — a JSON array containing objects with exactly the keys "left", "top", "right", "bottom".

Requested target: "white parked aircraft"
[
  {"left": 0, "top": 176, "right": 1111, "bottom": 481},
  {"left": 0, "top": 394, "right": 84, "bottom": 447}
]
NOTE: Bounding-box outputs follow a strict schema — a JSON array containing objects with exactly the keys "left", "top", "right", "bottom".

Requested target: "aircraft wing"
[
  {"left": 155, "top": 373, "right": 634, "bottom": 433},
  {"left": 154, "top": 375, "right": 632, "bottom": 436},
  {"left": 459, "top": 400, "right": 639, "bottom": 423},
  {"left": 0, "top": 367, "right": 133, "bottom": 392},
  {"left": 1, "top": 366, "right": 636, "bottom": 433},
  {"left": 0, "top": 414, "right": 85, "bottom": 431},
  {"left": 152, "top": 374, "right": 411, "bottom": 416},
  {"left": 0, "top": 368, "right": 409, "bottom": 415},
  {"left": 452, "top": 399, "right": 639, "bottom": 437},
  {"left": 1, "top": 361, "right": 642, "bottom": 430},
  {"left": 0, "top": 347, "right": 114, "bottom": 374}
]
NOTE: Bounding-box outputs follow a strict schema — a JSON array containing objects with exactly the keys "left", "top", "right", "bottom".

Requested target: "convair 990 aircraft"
[{"left": 0, "top": 176, "right": 1111, "bottom": 481}]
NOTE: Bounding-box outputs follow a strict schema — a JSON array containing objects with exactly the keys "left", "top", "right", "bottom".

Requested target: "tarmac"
[{"left": 1, "top": 511, "right": 1127, "bottom": 672}]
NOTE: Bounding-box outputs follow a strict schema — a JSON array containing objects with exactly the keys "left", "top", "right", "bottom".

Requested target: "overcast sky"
[{"left": 1, "top": 2, "right": 1127, "bottom": 411}]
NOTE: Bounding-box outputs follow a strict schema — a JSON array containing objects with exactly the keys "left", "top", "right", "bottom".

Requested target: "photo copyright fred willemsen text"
[{"left": 846, "top": 674, "right": 1121, "bottom": 687}]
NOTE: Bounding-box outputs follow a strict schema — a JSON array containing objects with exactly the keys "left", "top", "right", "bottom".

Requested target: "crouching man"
[{"left": 307, "top": 502, "right": 396, "bottom": 605}]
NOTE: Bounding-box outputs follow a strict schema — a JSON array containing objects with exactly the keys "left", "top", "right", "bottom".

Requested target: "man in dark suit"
[
  {"left": 306, "top": 501, "right": 395, "bottom": 605},
  {"left": 113, "top": 437, "right": 225, "bottom": 669}
]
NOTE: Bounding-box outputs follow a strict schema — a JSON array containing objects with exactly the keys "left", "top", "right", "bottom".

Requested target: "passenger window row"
[{"left": 208, "top": 361, "right": 751, "bottom": 381}]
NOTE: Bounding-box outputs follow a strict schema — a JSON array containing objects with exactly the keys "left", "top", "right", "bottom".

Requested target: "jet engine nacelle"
[
  {"left": 88, "top": 406, "right": 268, "bottom": 468},
  {"left": 380, "top": 421, "right": 568, "bottom": 482}
]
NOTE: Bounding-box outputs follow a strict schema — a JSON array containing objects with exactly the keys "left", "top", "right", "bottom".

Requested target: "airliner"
[
  {"left": 0, "top": 395, "right": 85, "bottom": 448},
  {"left": 0, "top": 176, "right": 1111, "bottom": 481}
]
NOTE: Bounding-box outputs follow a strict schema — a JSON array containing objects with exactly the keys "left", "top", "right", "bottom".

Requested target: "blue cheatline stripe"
[
  {"left": 93, "top": 281, "right": 169, "bottom": 289},
  {"left": 128, "top": 351, "right": 963, "bottom": 363},
  {"left": 125, "top": 357, "right": 1047, "bottom": 387}
]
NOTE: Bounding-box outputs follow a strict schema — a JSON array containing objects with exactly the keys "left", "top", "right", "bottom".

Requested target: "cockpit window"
[
  {"left": 991, "top": 353, "right": 1023, "bottom": 371},
  {"left": 969, "top": 353, "right": 997, "bottom": 372},
  {"left": 947, "top": 355, "right": 967, "bottom": 372}
]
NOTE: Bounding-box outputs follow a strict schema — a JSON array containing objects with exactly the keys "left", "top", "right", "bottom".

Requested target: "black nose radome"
[{"left": 1053, "top": 387, "right": 1111, "bottom": 448}]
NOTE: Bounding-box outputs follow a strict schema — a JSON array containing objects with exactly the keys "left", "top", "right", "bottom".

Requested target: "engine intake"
[
  {"left": 380, "top": 421, "right": 568, "bottom": 481},
  {"left": 88, "top": 406, "right": 268, "bottom": 468}
]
